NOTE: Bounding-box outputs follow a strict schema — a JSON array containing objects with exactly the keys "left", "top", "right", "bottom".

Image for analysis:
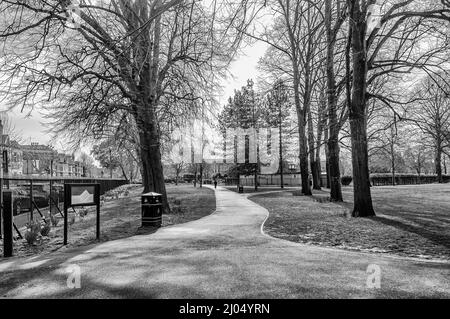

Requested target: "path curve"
[{"left": 0, "top": 186, "right": 449, "bottom": 298}]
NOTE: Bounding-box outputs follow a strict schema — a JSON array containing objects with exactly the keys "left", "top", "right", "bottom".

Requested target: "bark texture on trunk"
[
  {"left": 348, "top": 1, "right": 375, "bottom": 217},
  {"left": 325, "top": 0, "right": 343, "bottom": 201},
  {"left": 293, "top": 64, "right": 312, "bottom": 195},
  {"left": 436, "top": 147, "right": 443, "bottom": 183},
  {"left": 324, "top": 118, "right": 331, "bottom": 189},
  {"left": 135, "top": 105, "right": 169, "bottom": 213},
  {"left": 308, "top": 111, "right": 321, "bottom": 190},
  {"left": 315, "top": 94, "right": 326, "bottom": 188}
]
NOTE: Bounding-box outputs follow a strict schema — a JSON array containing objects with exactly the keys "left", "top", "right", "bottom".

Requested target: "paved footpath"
[{"left": 0, "top": 186, "right": 449, "bottom": 298}]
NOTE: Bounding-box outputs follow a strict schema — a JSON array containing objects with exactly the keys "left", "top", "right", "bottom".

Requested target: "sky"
[{"left": 2, "top": 40, "right": 269, "bottom": 154}]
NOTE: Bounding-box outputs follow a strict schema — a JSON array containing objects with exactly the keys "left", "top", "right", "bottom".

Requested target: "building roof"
[
  {"left": 21, "top": 143, "right": 58, "bottom": 160},
  {"left": 20, "top": 143, "right": 56, "bottom": 152}
]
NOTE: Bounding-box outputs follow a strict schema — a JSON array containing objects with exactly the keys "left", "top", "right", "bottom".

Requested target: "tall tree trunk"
[
  {"left": 199, "top": 163, "right": 203, "bottom": 187},
  {"left": 417, "top": 151, "right": 422, "bottom": 182},
  {"left": 293, "top": 67, "right": 312, "bottom": 195},
  {"left": 193, "top": 164, "right": 197, "bottom": 187},
  {"left": 135, "top": 106, "right": 169, "bottom": 213},
  {"left": 279, "top": 112, "right": 284, "bottom": 189},
  {"left": 325, "top": 0, "right": 343, "bottom": 201},
  {"left": 315, "top": 101, "right": 325, "bottom": 188},
  {"left": 435, "top": 145, "right": 443, "bottom": 183},
  {"left": 444, "top": 155, "right": 447, "bottom": 175},
  {"left": 348, "top": 0, "right": 375, "bottom": 217},
  {"left": 308, "top": 110, "right": 321, "bottom": 190},
  {"left": 324, "top": 118, "right": 331, "bottom": 189},
  {"left": 391, "top": 141, "right": 395, "bottom": 186}
]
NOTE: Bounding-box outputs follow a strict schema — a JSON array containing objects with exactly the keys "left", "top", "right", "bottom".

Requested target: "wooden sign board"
[
  {"left": 65, "top": 183, "right": 100, "bottom": 207},
  {"left": 63, "top": 183, "right": 101, "bottom": 245}
]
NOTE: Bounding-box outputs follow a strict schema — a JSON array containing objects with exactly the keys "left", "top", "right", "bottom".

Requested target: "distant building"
[
  {"left": 9, "top": 140, "right": 23, "bottom": 175},
  {"left": 21, "top": 142, "right": 58, "bottom": 175},
  {"left": 0, "top": 120, "right": 86, "bottom": 177},
  {"left": 55, "top": 153, "right": 84, "bottom": 177},
  {"left": 0, "top": 120, "right": 119, "bottom": 179},
  {"left": 1, "top": 126, "right": 8, "bottom": 176}
]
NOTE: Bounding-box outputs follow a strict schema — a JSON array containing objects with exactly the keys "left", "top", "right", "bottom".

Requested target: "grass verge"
[
  {"left": 0, "top": 184, "right": 215, "bottom": 258},
  {"left": 250, "top": 184, "right": 450, "bottom": 261}
]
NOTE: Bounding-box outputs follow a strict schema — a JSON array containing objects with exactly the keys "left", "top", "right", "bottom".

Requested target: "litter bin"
[
  {"left": 141, "top": 192, "right": 163, "bottom": 227},
  {"left": 238, "top": 185, "right": 244, "bottom": 193}
]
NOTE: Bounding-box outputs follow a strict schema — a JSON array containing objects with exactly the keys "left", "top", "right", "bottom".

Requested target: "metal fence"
[
  {"left": 0, "top": 177, "right": 128, "bottom": 240},
  {"left": 227, "top": 174, "right": 327, "bottom": 187},
  {"left": 370, "top": 174, "right": 450, "bottom": 186}
]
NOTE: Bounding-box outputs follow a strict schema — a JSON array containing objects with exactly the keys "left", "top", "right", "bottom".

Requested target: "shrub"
[
  {"left": 79, "top": 208, "right": 88, "bottom": 218},
  {"left": 24, "top": 220, "right": 41, "bottom": 245},
  {"left": 49, "top": 211, "right": 59, "bottom": 227},
  {"left": 41, "top": 221, "right": 51, "bottom": 236},
  {"left": 341, "top": 176, "right": 353, "bottom": 186},
  {"left": 69, "top": 214, "right": 76, "bottom": 225}
]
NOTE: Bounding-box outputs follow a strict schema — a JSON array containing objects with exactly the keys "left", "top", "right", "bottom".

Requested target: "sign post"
[
  {"left": 2, "top": 190, "right": 13, "bottom": 257},
  {"left": 63, "top": 183, "right": 100, "bottom": 245}
]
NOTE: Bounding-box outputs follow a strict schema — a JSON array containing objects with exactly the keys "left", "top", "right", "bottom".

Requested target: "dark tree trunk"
[
  {"left": 436, "top": 147, "right": 443, "bottom": 183},
  {"left": 285, "top": 10, "right": 311, "bottom": 196},
  {"left": 349, "top": 116, "right": 375, "bottom": 216},
  {"left": 315, "top": 93, "right": 326, "bottom": 188},
  {"left": 444, "top": 156, "right": 447, "bottom": 175},
  {"left": 325, "top": 0, "right": 343, "bottom": 201},
  {"left": 279, "top": 117, "right": 284, "bottom": 189},
  {"left": 348, "top": 1, "right": 375, "bottom": 217},
  {"left": 328, "top": 137, "right": 342, "bottom": 201},
  {"left": 298, "top": 115, "right": 311, "bottom": 195},
  {"left": 193, "top": 164, "right": 197, "bottom": 187},
  {"left": 326, "top": 157, "right": 331, "bottom": 188},
  {"left": 390, "top": 126, "right": 396, "bottom": 186},
  {"left": 119, "top": 164, "right": 129, "bottom": 182},
  {"left": 324, "top": 118, "right": 331, "bottom": 189},
  {"left": 293, "top": 68, "right": 312, "bottom": 195},
  {"left": 135, "top": 106, "right": 170, "bottom": 213},
  {"left": 308, "top": 110, "right": 321, "bottom": 190}
]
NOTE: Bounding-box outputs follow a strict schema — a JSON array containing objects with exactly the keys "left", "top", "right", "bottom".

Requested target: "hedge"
[{"left": 370, "top": 174, "right": 450, "bottom": 186}]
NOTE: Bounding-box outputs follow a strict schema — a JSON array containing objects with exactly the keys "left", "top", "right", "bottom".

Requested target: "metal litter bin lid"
[{"left": 142, "top": 192, "right": 162, "bottom": 197}]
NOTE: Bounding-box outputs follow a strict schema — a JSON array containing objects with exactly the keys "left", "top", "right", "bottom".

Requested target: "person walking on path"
[{"left": 214, "top": 179, "right": 218, "bottom": 189}]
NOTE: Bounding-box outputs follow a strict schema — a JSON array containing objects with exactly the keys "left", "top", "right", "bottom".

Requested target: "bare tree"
[
  {"left": 410, "top": 73, "right": 450, "bottom": 182},
  {"left": 253, "top": 0, "right": 326, "bottom": 195},
  {"left": 0, "top": 0, "right": 253, "bottom": 212},
  {"left": 346, "top": 0, "right": 450, "bottom": 216},
  {"left": 324, "top": 0, "right": 348, "bottom": 200}
]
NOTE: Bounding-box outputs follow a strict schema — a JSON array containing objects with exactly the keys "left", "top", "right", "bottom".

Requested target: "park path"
[{"left": 0, "top": 186, "right": 449, "bottom": 298}]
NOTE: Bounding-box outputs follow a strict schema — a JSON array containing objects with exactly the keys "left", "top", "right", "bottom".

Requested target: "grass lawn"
[
  {"left": 0, "top": 184, "right": 215, "bottom": 258},
  {"left": 250, "top": 183, "right": 450, "bottom": 261}
]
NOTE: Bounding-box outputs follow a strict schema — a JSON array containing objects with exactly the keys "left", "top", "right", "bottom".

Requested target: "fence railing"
[
  {"left": 226, "top": 173, "right": 450, "bottom": 187},
  {"left": 0, "top": 177, "right": 128, "bottom": 241},
  {"left": 370, "top": 174, "right": 450, "bottom": 186}
]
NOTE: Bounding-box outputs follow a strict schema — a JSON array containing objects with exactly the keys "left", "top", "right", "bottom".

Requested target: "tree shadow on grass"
[{"left": 372, "top": 215, "right": 450, "bottom": 250}]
